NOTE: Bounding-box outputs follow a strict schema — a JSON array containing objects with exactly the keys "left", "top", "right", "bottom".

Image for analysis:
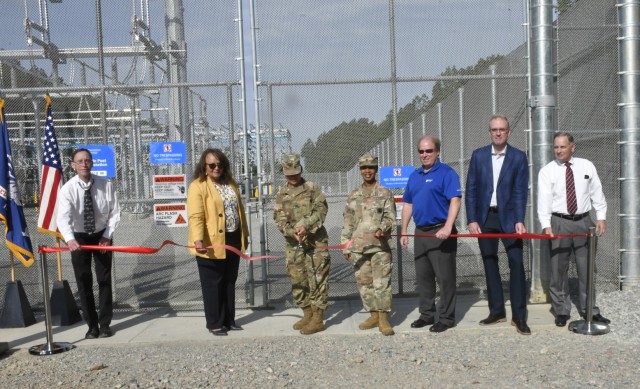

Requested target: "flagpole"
[
  {"left": 9, "top": 253, "right": 15, "bottom": 283},
  {"left": 56, "top": 238, "right": 62, "bottom": 282}
]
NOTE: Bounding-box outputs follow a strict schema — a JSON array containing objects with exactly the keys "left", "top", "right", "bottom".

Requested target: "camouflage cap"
[
  {"left": 281, "top": 153, "right": 302, "bottom": 175},
  {"left": 358, "top": 153, "right": 378, "bottom": 168}
]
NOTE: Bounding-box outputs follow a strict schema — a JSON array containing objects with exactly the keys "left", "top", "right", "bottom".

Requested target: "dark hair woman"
[{"left": 187, "top": 148, "right": 249, "bottom": 336}]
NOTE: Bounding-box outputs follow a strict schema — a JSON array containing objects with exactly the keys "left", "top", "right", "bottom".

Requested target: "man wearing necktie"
[
  {"left": 465, "top": 115, "right": 530, "bottom": 335},
  {"left": 537, "top": 132, "right": 609, "bottom": 327},
  {"left": 57, "top": 148, "right": 121, "bottom": 339}
]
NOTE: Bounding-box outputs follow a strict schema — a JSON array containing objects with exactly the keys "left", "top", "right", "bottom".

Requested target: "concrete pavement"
[{"left": 0, "top": 296, "right": 558, "bottom": 352}]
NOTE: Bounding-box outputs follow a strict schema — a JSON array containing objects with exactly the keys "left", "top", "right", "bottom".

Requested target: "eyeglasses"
[
  {"left": 207, "top": 163, "right": 222, "bottom": 170},
  {"left": 490, "top": 128, "right": 509, "bottom": 133},
  {"left": 418, "top": 149, "right": 435, "bottom": 154},
  {"left": 73, "top": 159, "right": 92, "bottom": 165}
]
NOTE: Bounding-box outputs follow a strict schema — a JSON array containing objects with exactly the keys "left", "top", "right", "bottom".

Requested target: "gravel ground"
[{"left": 1, "top": 288, "right": 639, "bottom": 389}]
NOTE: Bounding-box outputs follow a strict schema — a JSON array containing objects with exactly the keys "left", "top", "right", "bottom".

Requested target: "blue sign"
[
  {"left": 149, "top": 142, "right": 186, "bottom": 165},
  {"left": 77, "top": 144, "right": 116, "bottom": 178},
  {"left": 379, "top": 166, "right": 415, "bottom": 189}
]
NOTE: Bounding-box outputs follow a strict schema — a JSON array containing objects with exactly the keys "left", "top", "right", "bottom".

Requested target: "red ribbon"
[
  {"left": 37, "top": 233, "right": 583, "bottom": 259},
  {"left": 389, "top": 232, "right": 586, "bottom": 239},
  {"left": 38, "top": 240, "right": 280, "bottom": 261}
]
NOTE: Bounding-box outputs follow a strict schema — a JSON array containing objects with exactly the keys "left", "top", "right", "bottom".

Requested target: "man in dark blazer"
[{"left": 465, "top": 114, "right": 530, "bottom": 335}]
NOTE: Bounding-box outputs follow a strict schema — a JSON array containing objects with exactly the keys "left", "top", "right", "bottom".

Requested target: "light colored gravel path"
[{"left": 1, "top": 288, "right": 638, "bottom": 388}]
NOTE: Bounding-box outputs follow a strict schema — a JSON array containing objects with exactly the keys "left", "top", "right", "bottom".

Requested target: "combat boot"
[
  {"left": 300, "top": 306, "right": 325, "bottom": 335},
  {"left": 293, "top": 306, "right": 313, "bottom": 330},
  {"left": 358, "top": 311, "right": 379, "bottom": 330},
  {"left": 378, "top": 311, "right": 395, "bottom": 336}
]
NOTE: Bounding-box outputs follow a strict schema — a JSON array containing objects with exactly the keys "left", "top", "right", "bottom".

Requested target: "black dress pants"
[
  {"left": 414, "top": 225, "right": 457, "bottom": 327},
  {"left": 71, "top": 230, "right": 113, "bottom": 328},
  {"left": 196, "top": 228, "right": 241, "bottom": 330}
]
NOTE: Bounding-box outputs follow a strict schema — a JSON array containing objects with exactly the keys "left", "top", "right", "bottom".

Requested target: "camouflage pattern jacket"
[
  {"left": 273, "top": 179, "right": 328, "bottom": 246},
  {"left": 341, "top": 182, "right": 396, "bottom": 254}
]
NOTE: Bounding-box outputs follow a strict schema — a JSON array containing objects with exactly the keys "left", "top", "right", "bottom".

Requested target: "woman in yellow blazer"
[{"left": 187, "top": 148, "right": 249, "bottom": 336}]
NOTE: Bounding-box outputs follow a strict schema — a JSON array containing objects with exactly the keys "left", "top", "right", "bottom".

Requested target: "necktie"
[
  {"left": 565, "top": 162, "right": 577, "bottom": 215},
  {"left": 83, "top": 182, "right": 95, "bottom": 233}
]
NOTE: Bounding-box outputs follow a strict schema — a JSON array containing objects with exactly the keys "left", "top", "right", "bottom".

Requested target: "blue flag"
[{"left": 0, "top": 98, "right": 35, "bottom": 267}]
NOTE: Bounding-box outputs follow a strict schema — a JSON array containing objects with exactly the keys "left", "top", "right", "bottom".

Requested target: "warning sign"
[
  {"left": 153, "top": 175, "right": 187, "bottom": 199},
  {"left": 394, "top": 195, "right": 404, "bottom": 220},
  {"left": 154, "top": 203, "right": 188, "bottom": 227}
]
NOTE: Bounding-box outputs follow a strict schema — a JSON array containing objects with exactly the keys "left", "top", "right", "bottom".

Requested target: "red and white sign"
[
  {"left": 394, "top": 195, "right": 404, "bottom": 220},
  {"left": 154, "top": 203, "right": 188, "bottom": 227},
  {"left": 153, "top": 175, "right": 187, "bottom": 199}
]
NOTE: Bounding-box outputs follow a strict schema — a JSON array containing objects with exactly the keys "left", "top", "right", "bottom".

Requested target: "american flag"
[{"left": 37, "top": 96, "right": 64, "bottom": 239}]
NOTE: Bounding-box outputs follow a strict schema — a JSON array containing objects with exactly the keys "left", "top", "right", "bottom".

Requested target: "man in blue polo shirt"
[{"left": 401, "top": 135, "right": 461, "bottom": 333}]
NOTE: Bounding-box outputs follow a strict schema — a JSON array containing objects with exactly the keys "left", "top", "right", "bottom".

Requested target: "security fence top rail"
[
  {"left": 0, "top": 74, "right": 529, "bottom": 97},
  {"left": 0, "top": 46, "right": 185, "bottom": 60},
  {"left": 0, "top": 81, "right": 241, "bottom": 96},
  {"left": 263, "top": 74, "right": 528, "bottom": 87}
]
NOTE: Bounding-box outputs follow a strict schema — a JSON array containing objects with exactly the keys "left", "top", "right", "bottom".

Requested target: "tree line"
[{"left": 300, "top": 54, "right": 504, "bottom": 173}]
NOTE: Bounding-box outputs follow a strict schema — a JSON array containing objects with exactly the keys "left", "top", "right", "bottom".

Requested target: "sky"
[{"left": 0, "top": 0, "right": 529, "bottom": 151}]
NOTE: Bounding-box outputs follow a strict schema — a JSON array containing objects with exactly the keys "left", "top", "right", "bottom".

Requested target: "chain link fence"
[{"left": 0, "top": 0, "right": 621, "bottom": 315}]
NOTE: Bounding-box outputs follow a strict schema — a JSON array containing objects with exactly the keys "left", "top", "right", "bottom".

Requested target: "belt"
[
  {"left": 552, "top": 212, "right": 589, "bottom": 221},
  {"left": 488, "top": 206, "right": 498, "bottom": 213},
  {"left": 416, "top": 223, "right": 445, "bottom": 231}
]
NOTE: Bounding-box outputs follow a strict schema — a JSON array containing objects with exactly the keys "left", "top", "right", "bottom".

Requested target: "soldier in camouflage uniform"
[
  {"left": 273, "top": 153, "right": 331, "bottom": 335},
  {"left": 341, "top": 154, "right": 396, "bottom": 336}
]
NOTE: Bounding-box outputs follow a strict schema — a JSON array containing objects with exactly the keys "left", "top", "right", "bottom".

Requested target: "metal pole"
[
  {"left": 490, "top": 64, "right": 498, "bottom": 114},
  {"left": 29, "top": 249, "right": 73, "bottom": 356},
  {"left": 421, "top": 112, "right": 426, "bottom": 136},
  {"left": 268, "top": 84, "right": 276, "bottom": 191},
  {"left": 32, "top": 98, "right": 42, "bottom": 185},
  {"left": 386, "top": 138, "right": 390, "bottom": 166},
  {"left": 394, "top": 126, "right": 399, "bottom": 166},
  {"left": 130, "top": 96, "right": 142, "bottom": 212},
  {"left": 437, "top": 102, "right": 443, "bottom": 162},
  {"left": 95, "top": 0, "right": 108, "bottom": 142},
  {"left": 569, "top": 228, "right": 610, "bottom": 335},
  {"left": 236, "top": 0, "right": 254, "bottom": 306},
  {"left": 408, "top": 122, "right": 414, "bottom": 165},
  {"left": 389, "top": 0, "right": 399, "bottom": 168},
  {"left": 529, "top": 0, "right": 556, "bottom": 302},
  {"left": 399, "top": 127, "right": 404, "bottom": 165},
  {"left": 618, "top": 0, "right": 640, "bottom": 290},
  {"left": 458, "top": 88, "right": 466, "bottom": 225},
  {"left": 226, "top": 84, "right": 235, "bottom": 174},
  {"left": 249, "top": 0, "right": 271, "bottom": 308},
  {"left": 396, "top": 224, "right": 403, "bottom": 295}
]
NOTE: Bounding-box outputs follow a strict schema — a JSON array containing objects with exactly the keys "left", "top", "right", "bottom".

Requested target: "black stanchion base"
[
  {"left": 0, "top": 281, "right": 36, "bottom": 328},
  {"left": 29, "top": 342, "right": 74, "bottom": 356},
  {"left": 0, "top": 342, "right": 8, "bottom": 355},
  {"left": 50, "top": 280, "right": 82, "bottom": 326}
]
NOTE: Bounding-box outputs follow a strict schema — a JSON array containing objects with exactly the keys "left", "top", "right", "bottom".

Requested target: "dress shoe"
[
  {"left": 228, "top": 324, "right": 243, "bottom": 330},
  {"left": 99, "top": 325, "right": 113, "bottom": 338},
  {"left": 210, "top": 328, "right": 228, "bottom": 336},
  {"left": 429, "top": 322, "right": 452, "bottom": 333},
  {"left": 555, "top": 314, "right": 569, "bottom": 327},
  {"left": 479, "top": 314, "right": 506, "bottom": 326},
  {"left": 511, "top": 319, "right": 531, "bottom": 335},
  {"left": 85, "top": 327, "right": 99, "bottom": 339},
  {"left": 581, "top": 313, "right": 611, "bottom": 324},
  {"left": 410, "top": 318, "right": 434, "bottom": 328}
]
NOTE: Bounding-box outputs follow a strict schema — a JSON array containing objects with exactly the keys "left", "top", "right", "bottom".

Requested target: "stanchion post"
[
  {"left": 29, "top": 247, "right": 74, "bottom": 356},
  {"left": 569, "top": 227, "right": 610, "bottom": 335},
  {"left": 396, "top": 224, "right": 403, "bottom": 295}
]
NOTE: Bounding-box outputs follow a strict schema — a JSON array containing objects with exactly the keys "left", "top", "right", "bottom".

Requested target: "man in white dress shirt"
[
  {"left": 56, "top": 148, "right": 121, "bottom": 339},
  {"left": 537, "top": 132, "right": 609, "bottom": 327}
]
